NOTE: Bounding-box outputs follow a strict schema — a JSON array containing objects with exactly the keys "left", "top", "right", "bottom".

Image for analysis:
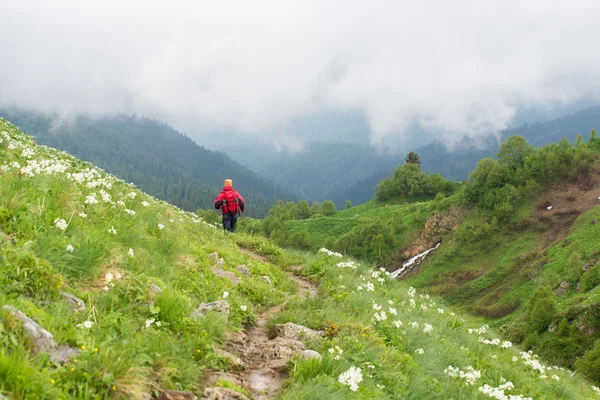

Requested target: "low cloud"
[{"left": 1, "top": 0, "right": 600, "bottom": 146}]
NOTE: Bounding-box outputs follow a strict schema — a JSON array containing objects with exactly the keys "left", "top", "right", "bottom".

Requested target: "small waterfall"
[{"left": 390, "top": 243, "right": 440, "bottom": 279}]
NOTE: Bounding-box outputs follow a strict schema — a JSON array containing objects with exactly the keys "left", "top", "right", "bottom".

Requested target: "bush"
[
  {"left": 291, "top": 231, "right": 312, "bottom": 250},
  {"left": 525, "top": 285, "right": 557, "bottom": 334},
  {"left": 575, "top": 339, "right": 600, "bottom": 383},
  {"left": 581, "top": 264, "right": 600, "bottom": 292},
  {"left": 322, "top": 200, "right": 336, "bottom": 216}
]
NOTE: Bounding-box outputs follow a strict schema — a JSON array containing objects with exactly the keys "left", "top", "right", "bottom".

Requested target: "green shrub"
[
  {"left": 581, "top": 264, "right": 600, "bottom": 292},
  {"left": 526, "top": 285, "right": 557, "bottom": 334},
  {"left": 575, "top": 339, "right": 600, "bottom": 383}
]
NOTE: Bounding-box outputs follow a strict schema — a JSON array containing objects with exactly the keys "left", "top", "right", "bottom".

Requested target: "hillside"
[
  {"left": 267, "top": 130, "right": 600, "bottom": 388},
  {"left": 0, "top": 109, "right": 295, "bottom": 218},
  {"left": 227, "top": 142, "right": 400, "bottom": 208},
  {"left": 3, "top": 119, "right": 600, "bottom": 398}
]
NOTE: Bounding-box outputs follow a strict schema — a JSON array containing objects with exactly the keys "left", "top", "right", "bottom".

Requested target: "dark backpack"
[{"left": 222, "top": 190, "right": 240, "bottom": 215}]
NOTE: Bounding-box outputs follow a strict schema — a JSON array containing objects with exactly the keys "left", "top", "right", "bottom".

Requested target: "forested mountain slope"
[
  {"left": 257, "top": 130, "right": 600, "bottom": 386},
  {"left": 1, "top": 119, "right": 599, "bottom": 399},
  {"left": 0, "top": 109, "right": 294, "bottom": 217}
]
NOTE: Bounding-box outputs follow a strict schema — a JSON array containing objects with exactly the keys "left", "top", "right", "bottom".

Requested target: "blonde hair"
[{"left": 224, "top": 179, "right": 233, "bottom": 187}]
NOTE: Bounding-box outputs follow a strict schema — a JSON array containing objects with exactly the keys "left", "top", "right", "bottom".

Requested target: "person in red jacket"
[{"left": 214, "top": 179, "right": 245, "bottom": 232}]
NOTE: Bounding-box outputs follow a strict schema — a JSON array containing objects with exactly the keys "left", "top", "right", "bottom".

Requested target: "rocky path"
[{"left": 204, "top": 247, "right": 320, "bottom": 400}]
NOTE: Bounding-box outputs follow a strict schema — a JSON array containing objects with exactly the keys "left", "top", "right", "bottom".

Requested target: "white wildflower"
[
  {"left": 105, "top": 272, "right": 114, "bottom": 283},
  {"left": 240, "top": 305, "right": 247, "bottom": 311},
  {"left": 77, "top": 321, "right": 94, "bottom": 329},
  {"left": 66, "top": 244, "right": 74, "bottom": 253},
  {"left": 124, "top": 209, "right": 136, "bottom": 215},
  {"left": 85, "top": 193, "right": 99, "bottom": 204},
  {"left": 415, "top": 348, "right": 424, "bottom": 355},
  {"left": 128, "top": 248, "right": 135, "bottom": 258},
  {"left": 145, "top": 318, "right": 155, "bottom": 328},
  {"left": 365, "top": 282, "right": 375, "bottom": 291},
  {"left": 141, "top": 201, "right": 150, "bottom": 207},
  {"left": 423, "top": 323, "right": 433, "bottom": 333},
  {"left": 551, "top": 375, "right": 559, "bottom": 381},
  {"left": 501, "top": 341, "right": 513, "bottom": 348},
  {"left": 223, "top": 291, "right": 229, "bottom": 299},
  {"left": 115, "top": 273, "right": 122, "bottom": 280},
  {"left": 438, "top": 308, "right": 444, "bottom": 314},
  {"left": 372, "top": 311, "right": 387, "bottom": 322},
  {"left": 156, "top": 321, "right": 162, "bottom": 327},
  {"left": 117, "top": 200, "right": 125, "bottom": 206},
  {"left": 78, "top": 212, "right": 87, "bottom": 218},
  {"left": 392, "top": 320, "right": 403, "bottom": 328},
  {"left": 372, "top": 303, "right": 382, "bottom": 311},
  {"left": 54, "top": 218, "right": 68, "bottom": 231},
  {"left": 107, "top": 226, "right": 117, "bottom": 235},
  {"left": 128, "top": 191, "right": 136, "bottom": 198},
  {"left": 389, "top": 307, "right": 397, "bottom": 315},
  {"left": 319, "top": 248, "right": 343, "bottom": 257},
  {"left": 338, "top": 366, "right": 363, "bottom": 392},
  {"left": 410, "top": 321, "right": 419, "bottom": 329},
  {"left": 158, "top": 223, "right": 165, "bottom": 230},
  {"left": 99, "top": 189, "right": 112, "bottom": 202}
]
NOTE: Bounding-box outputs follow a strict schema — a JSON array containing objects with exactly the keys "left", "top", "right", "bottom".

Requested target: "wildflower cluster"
[
  {"left": 103, "top": 272, "right": 122, "bottom": 291},
  {"left": 319, "top": 248, "right": 343, "bottom": 257},
  {"left": 54, "top": 218, "right": 68, "bottom": 231},
  {"left": 479, "top": 381, "right": 532, "bottom": 400},
  {"left": 444, "top": 365, "right": 481, "bottom": 385},
  {"left": 468, "top": 325, "right": 489, "bottom": 334},
  {"left": 338, "top": 366, "right": 363, "bottom": 392},
  {"left": 328, "top": 346, "right": 343, "bottom": 360},
  {"left": 76, "top": 321, "right": 94, "bottom": 329},
  {"left": 337, "top": 261, "right": 358, "bottom": 269},
  {"left": 145, "top": 318, "right": 162, "bottom": 328}
]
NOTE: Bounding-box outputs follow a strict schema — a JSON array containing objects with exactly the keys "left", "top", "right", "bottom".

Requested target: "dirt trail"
[{"left": 224, "top": 247, "right": 319, "bottom": 399}]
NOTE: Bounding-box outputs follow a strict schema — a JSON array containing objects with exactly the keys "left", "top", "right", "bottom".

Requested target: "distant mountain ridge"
[{"left": 0, "top": 109, "right": 295, "bottom": 217}]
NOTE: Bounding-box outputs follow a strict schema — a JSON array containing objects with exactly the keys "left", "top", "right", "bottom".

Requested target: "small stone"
[
  {"left": 554, "top": 281, "right": 571, "bottom": 296},
  {"left": 204, "top": 372, "right": 242, "bottom": 388},
  {"left": 583, "top": 263, "right": 594, "bottom": 272},
  {"left": 274, "top": 322, "right": 325, "bottom": 342},
  {"left": 261, "top": 276, "right": 272, "bottom": 285},
  {"left": 591, "top": 219, "right": 598, "bottom": 225},
  {"left": 546, "top": 206, "right": 553, "bottom": 210},
  {"left": 548, "top": 322, "right": 558, "bottom": 333},
  {"left": 159, "top": 390, "right": 199, "bottom": 400},
  {"left": 266, "top": 358, "right": 289, "bottom": 372},
  {"left": 576, "top": 319, "right": 597, "bottom": 336},
  {"left": 148, "top": 282, "right": 163, "bottom": 295},
  {"left": 60, "top": 291, "right": 86, "bottom": 312},
  {"left": 214, "top": 348, "right": 244, "bottom": 367},
  {"left": 208, "top": 252, "right": 219, "bottom": 262},
  {"left": 50, "top": 345, "right": 80, "bottom": 364},
  {"left": 236, "top": 265, "right": 251, "bottom": 276},
  {"left": 225, "top": 331, "right": 247, "bottom": 345},
  {"left": 191, "top": 301, "right": 230, "bottom": 320},
  {"left": 299, "top": 349, "right": 322, "bottom": 360},
  {"left": 216, "top": 258, "right": 225, "bottom": 267},
  {"left": 211, "top": 268, "right": 240, "bottom": 285},
  {"left": 202, "top": 387, "right": 248, "bottom": 400},
  {"left": 288, "top": 265, "right": 303, "bottom": 273},
  {"left": 2, "top": 305, "right": 57, "bottom": 354}
]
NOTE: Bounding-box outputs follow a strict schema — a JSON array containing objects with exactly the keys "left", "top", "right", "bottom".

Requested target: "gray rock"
[
  {"left": 215, "top": 348, "right": 244, "bottom": 367},
  {"left": 288, "top": 265, "right": 303, "bottom": 273},
  {"left": 159, "top": 390, "right": 199, "bottom": 400},
  {"left": 266, "top": 358, "right": 289, "bottom": 372},
  {"left": 225, "top": 331, "right": 247, "bottom": 345},
  {"left": 548, "top": 322, "right": 558, "bottom": 333},
  {"left": 583, "top": 263, "right": 594, "bottom": 272},
  {"left": 216, "top": 258, "right": 225, "bottom": 267},
  {"left": 274, "top": 322, "right": 325, "bottom": 342},
  {"left": 236, "top": 265, "right": 251, "bottom": 276},
  {"left": 261, "top": 276, "right": 272, "bottom": 285},
  {"left": 211, "top": 268, "right": 240, "bottom": 285},
  {"left": 60, "top": 291, "right": 86, "bottom": 312},
  {"left": 204, "top": 372, "right": 242, "bottom": 388},
  {"left": 554, "top": 281, "right": 571, "bottom": 296},
  {"left": 202, "top": 387, "right": 248, "bottom": 400},
  {"left": 148, "top": 282, "right": 163, "bottom": 295},
  {"left": 576, "top": 319, "right": 597, "bottom": 336},
  {"left": 2, "top": 305, "right": 57, "bottom": 354},
  {"left": 50, "top": 345, "right": 80, "bottom": 364},
  {"left": 208, "top": 252, "right": 219, "bottom": 262},
  {"left": 299, "top": 349, "right": 322, "bottom": 360},
  {"left": 191, "top": 301, "right": 230, "bottom": 320}
]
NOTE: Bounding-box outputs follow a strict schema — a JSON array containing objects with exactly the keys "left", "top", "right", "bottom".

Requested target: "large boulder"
[
  {"left": 3, "top": 305, "right": 57, "bottom": 354},
  {"left": 273, "top": 322, "right": 325, "bottom": 342},
  {"left": 60, "top": 291, "right": 86, "bottom": 312},
  {"left": 202, "top": 387, "right": 248, "bottom": 400},
  {"left": 2, "top": 305, "right": 79, "bottom": 363},
  {"left": 191, "top": 301, "right": 230, "bottom": 320}
]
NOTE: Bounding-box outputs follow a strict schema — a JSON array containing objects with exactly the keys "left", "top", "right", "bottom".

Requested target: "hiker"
[{"left": 214, "top": 179, "right": 245, "bottom": 232}]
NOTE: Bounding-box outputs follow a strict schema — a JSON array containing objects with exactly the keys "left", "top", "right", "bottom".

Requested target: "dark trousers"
[{"left": 222, "top": 213, "right": 238, "bottom": 232}]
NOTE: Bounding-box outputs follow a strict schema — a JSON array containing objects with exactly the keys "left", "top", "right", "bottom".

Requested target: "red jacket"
[{"left": 214, "top": 186, "right": 245, "bottom": 215}]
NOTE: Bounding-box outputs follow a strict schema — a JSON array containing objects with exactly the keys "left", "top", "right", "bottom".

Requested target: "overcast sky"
[{"left": 1, "top": 0, "right": 600, "bottom": 147}]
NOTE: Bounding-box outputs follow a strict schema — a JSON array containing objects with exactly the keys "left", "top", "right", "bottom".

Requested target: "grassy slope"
[{"left": 1, "top": 120, "right": 599, "bottom": 399}]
